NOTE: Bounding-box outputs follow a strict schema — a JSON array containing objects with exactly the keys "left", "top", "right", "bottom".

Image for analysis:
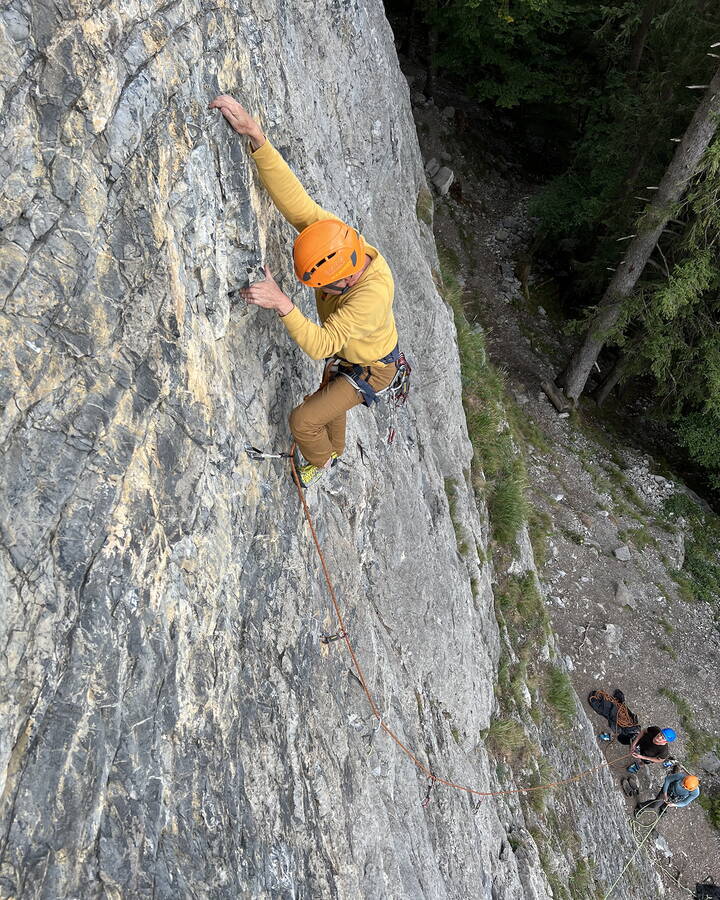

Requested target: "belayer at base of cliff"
[{"left": 209, "top": 94, "right": 410, "bottom": 488}]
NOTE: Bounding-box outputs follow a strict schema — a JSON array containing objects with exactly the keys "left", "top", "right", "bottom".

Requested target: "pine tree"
[{"left": 556, "top": 63, "right": 720, "bottom": 403}]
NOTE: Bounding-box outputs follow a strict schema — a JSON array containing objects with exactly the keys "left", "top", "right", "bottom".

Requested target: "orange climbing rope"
[{"left": 289, "top": 445, "right": 631, "bottom": 799}]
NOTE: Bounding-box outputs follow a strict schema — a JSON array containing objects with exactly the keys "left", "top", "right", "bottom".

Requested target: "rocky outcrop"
[{"left": 1, "top": 1, "right": 659, "bottom": 897}]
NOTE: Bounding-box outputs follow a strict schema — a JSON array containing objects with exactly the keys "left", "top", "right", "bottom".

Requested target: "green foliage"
[
  {"left": 617, "top": 525, "right": 655, "bottom": 550},
  {"left": 663, "top": 493, "right": 720, "bottom": 605},
  {"left": 415, "top": 186, "right": 433, "bottom": 226},
  {"left": 445, "top": 477, "right": 471, "bottom": 556},
  {"left": 545, "top": 666, "right": 576, "bottom": 729},
  {"left": 484, "top": 716, "right": 528, "bottom": 757},
  {"left": 569, "top": 858, "right": 598, "bottom": 899},
  {"left": 489, "top": 458, "right": 529, "bottom": 545},
  {"left": 699, "top": 791, "right": 720, "bottom": 831},
  {"left": 658, "top": 686, "right": 719, "bottom": 762},
  {"left": 532, "top": 3, "right": 720, "bottom": 260},
  {"left": 527, "top": 755, "right": 555, "bottom": 813},
  {"left": 497, "top": 572, "right": 549, "bottom": 635},
  {"left": 439, "top": 247, "right": 529, "bottom": 546},
  {"left": 428, "top": 0, "right": 604, "bottom": 109},
  {"left": 528, "top": 505, "right": 553, "bottom": 567}
]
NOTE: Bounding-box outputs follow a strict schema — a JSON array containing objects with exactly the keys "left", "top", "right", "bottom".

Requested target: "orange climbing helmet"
[
  {"left": 683, "top": 775, "right": 700, "bottom": 790},
  {"left": 293, "top": 219, "right": 365, "bottom": 288}
]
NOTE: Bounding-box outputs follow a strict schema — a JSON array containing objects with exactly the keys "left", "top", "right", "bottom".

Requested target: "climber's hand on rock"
[
  {"left": 241, "top": 266, "right": 294, "bottom": 316},
  {"left": 209, "top": 95, "right": 266, "bottom": 149}
]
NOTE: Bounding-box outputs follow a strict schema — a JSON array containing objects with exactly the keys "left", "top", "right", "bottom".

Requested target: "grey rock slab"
[
  {"left": 615, "top": 580, "right": 636, "bottom": 609},
  {"left": 698, "top": 752, "right": 720, "bottom": 775},
  {"left": 425, "top": 156, "right": 440, "bottom": 177},
  {"left": 431, "top": 166, "right": 454, "bottom": 195},
  {"left": 613, "top": 545, "right": 632, "bottom": 561}
]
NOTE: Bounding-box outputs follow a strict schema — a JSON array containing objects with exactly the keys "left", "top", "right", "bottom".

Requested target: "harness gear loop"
[{"left": 328, "top": 345, "right": 412, "bottom": 409}]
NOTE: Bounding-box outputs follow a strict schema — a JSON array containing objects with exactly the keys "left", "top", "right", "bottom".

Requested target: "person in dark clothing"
[{"left": 626, "top": 726, "right": 676, "bottom": 773}]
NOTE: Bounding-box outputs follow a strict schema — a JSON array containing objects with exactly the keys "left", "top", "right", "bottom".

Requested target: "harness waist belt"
[{"left": 334, "top": 345, "right": 402, "bottom": 407}]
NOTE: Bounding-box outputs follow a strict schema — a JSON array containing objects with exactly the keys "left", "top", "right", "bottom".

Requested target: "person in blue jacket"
[{"left": 636, "top": 772, "right": 700, "bottom": 816}]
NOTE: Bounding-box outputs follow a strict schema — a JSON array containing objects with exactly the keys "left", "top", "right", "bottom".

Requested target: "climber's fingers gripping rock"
[
  {"left": 240, "top": 266, "right": 294, "bottom": 316},
  {"left": 208, "top": 95, "right": 266, "bottom": 149}
]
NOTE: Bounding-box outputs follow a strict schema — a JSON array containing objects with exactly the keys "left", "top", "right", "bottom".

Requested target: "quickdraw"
[
  {"left": 421, "top": 774, "right": 436, "bottom": 808},
  {"left": 319, "top": 630, "right": 348, "bottom": 645},
  {"left": 385, "top": 352, "right": 412, "bottom": 444},
  {"left": 245, "top": 444, "right": 293, "bottom": 461},
  {"left": 386, "top": 352, "right": 412, "bottom": 408}
]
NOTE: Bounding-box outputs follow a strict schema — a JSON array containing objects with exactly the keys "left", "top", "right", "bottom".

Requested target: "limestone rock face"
[{"left": 1, "top": 1, "right": 657, "bottom": 898}]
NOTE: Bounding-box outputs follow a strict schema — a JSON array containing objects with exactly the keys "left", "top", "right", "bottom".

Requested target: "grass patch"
[
  {"left": 444, "top": 477, "right": 471, "bottom": 557},
  {"left": 618, "top": 525, "right": 656, "bottom": 550},
  {"left": 510, "top": 662, "right": 530, "bottom": 710},
  {"left": 489, "top": 459, "right": 528, "bottom": 545},
  {"left": 569, "top": 859, "right": 598, "bottom": 900},
  {"left": 496, "top": 572, "right": 549, "bottom": 637},
  {"left": 416, "top": 186, "right": 434, "bottom": 226},
  {"left": 559, "top": 524, "right": 585, "bottom": 546},
  {"left": 439, "top": 246, "right": 529, "bottom": 548},
  {"left": 663, "top": 492, "right": 720, "bottom": 605},
  {"left": 505, "top": 395, "right": 552, "bottom": 453},
  {"left": 528, "top": 505, "right": 552, "bottom": 567},
  {"left": 659, "top": 686, "right": 719, "bottom": 762},
  {"left": 527, "top": 756, "right": 555, "bottom": 813},
  {"left": 544, "top": 666, "right": 576, "bottom": 729},
  {"left": 699, "top": 790, "right": 720, "bottom": 831},
  {"left": 484, "top": 717, "right": 528, "bottom": 758},
  {"left": 657, "top": 642, "right": 678, "bottom": 661},
  {"left": 538, "top": 847, "right": 571, "bottom": 900}
]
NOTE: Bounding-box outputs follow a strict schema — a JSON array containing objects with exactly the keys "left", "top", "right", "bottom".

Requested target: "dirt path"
[{"left": 408, "top": 78, "right": 720, "bottom": 897}]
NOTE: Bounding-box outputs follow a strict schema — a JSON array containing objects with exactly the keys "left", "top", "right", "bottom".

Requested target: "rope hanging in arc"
[{"left": 288, "top": 445, "right": 632, "bottom": 800}]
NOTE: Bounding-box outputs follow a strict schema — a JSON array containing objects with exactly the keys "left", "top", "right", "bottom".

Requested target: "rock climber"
[
  {"left": 209, "top": 95, "right": 404, "bottom": 488},
  {"left": 635, "top": 772, "right": 700, "bottom": 815},
  {"left": 626, "top": 726, "right": 676, "bottom": 773}
]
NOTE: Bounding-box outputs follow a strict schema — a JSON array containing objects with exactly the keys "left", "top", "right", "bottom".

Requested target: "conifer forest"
[{"left": 388, "top": 0, "right": 720, "bottom": 498}]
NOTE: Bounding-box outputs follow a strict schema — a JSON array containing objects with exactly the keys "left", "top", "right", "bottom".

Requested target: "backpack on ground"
[{"left": 588, "top": 688, "right": 640, "bottom": 741}]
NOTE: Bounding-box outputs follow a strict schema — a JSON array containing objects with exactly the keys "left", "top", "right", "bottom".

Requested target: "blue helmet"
[{"left": 661, "top": 727, "right": 677, "bottom": 742}]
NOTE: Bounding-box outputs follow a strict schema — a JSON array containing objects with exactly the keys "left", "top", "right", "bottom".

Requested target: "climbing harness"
[
  {"left": 287, "top": 443, "right": 632, "bottom": 805},
  {"left": 330, "top": 345, "right": 412, "bottom": 444},
  {"left": 333, "top": 345, "right": 412, "bottom": 409}
]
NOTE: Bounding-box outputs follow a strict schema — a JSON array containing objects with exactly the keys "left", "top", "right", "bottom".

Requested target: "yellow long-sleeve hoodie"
[{"left": 251, "top": 140, "right": 398, "bottom": 365}]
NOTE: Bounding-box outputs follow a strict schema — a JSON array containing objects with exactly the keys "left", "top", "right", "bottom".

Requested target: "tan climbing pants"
[{"left": 290, "top": 362, "right": 397, "bottom": 466}]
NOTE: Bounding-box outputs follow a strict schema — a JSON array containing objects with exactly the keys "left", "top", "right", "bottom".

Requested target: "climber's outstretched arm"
[{"left": 209, "top": 95, "right": 335, "bottom": 233}]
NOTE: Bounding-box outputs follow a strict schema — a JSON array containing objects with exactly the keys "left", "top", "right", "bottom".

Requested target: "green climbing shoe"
[
  {"left": 298, "top": 461, "right": 326, "bottom": 488},
  {"left": 297, "top": 453, "right": 339, "bottom": 488}
]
